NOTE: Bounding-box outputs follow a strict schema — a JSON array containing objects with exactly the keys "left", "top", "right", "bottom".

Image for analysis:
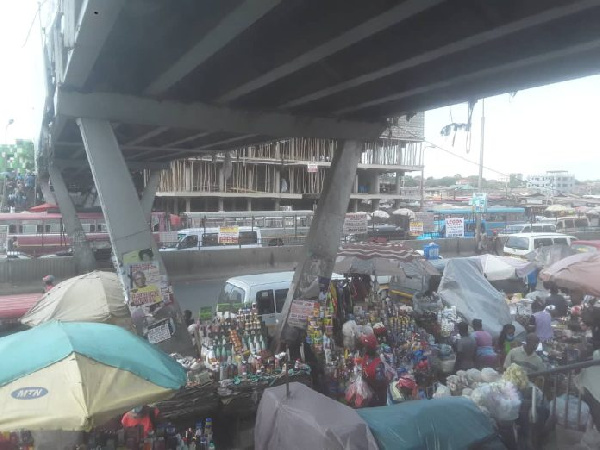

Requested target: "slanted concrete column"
[
  {"left": 77, "top": 118, "right": 193, "bottom": 355},
  {"left": 276, "top": 140, "right": 362, "bottom": 346},
  {"left": 141, "top": 170, "right": 161, "bottom": 221},
  {"left": 218, "top": 198, "right": 224, "bottom": 212},
  {"left": 38, "top": 174, "right": 56, "bottom": 204},
  {"left": 48, "top": 165, "right": 96, "bottom": 273}
]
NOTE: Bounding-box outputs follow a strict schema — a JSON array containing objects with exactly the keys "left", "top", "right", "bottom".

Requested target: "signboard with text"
[
  {"left": 409, "top": 221, "right": 424, "bottom": 236},
  {"left": 343, "top": 212, "right": 368, "bottom": 235},
  {"left": 415, "top": 212, "right": 435, "bottom": 233},
  {"left": 470, "top": 193, "right": 488, "bottom": 212},
  {"left": 218, "top": 226, "right": 239, "bottom": 244},
  {"left": 445, "top": 217, "right": 465, "bottom": 238}
]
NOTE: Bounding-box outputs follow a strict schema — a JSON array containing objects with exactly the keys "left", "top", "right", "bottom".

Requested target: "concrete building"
[
  {"left": 152, "top": 114, "right": 425, "bottom": 213},
  {"left": 526, "top": 170, "right": 576, "bottom": 195}
]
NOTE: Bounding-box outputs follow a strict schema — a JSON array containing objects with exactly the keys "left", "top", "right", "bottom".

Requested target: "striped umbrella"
[{"left": 334, "top": 243, "right": 438, "bottom": 277}]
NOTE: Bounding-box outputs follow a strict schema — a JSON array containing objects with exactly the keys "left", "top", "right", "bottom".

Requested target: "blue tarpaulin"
[{"left": 357, "top": 397, "right": 502, "bottom": 450}]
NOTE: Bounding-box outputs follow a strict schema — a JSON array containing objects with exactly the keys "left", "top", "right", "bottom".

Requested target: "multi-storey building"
[
  {"left": 151, "top": 114, "right": 425, "bottom": 213},
  {"left": 526, "top": 170, "right": 576, "bottom": 195}
]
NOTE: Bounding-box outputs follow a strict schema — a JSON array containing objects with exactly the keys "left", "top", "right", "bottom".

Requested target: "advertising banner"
[
  {"left": 343, "top": 212, "right": 368, "bottom": 235},
  {"left": 445, "top": 217, "right": 465, "bottom": 238},
  {"left": 288, "top": 299, "right": 318, "bottom": 329},
  {"left": 409, "top": 221, "right": 424, "bottom": 236},
  {"left": 218, "top": 226, "right": 239, "bottom": 245}
]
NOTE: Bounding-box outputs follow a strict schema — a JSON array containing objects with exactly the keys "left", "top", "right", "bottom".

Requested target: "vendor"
[
  {"left": 454, "top": 322, "right": 476, "bottom": 371},
  {"left": 42, "top": 275, "right": 55, "bottom": 293},
  {"left": 545, "top": 285, "right": 568, "bottom": 318},
  {"left": 471, "top": 319, "right": 498, "bottom": 369},
  {"left": 503, "top": 333, "right": 546, "bottom": 374},
  {"left": 529, "top": 299, "right": 553, "bottom": 343},
  {"left": 121, "top": 405, "right": 161, "bottom": 439},
  {"left": 496, "top": 324, "right": 516, "bottom": 366}
]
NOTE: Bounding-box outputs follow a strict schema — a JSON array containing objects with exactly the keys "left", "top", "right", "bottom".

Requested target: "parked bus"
[
  {"left": 420, "top": 206, "right": 526, "bottom": 238},
  {"left": 0, "top": 210, "right": 179, "bottom": 257}
]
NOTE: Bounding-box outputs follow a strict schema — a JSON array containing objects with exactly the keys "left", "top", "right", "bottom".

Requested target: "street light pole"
[{"left": 475, "top": 99, "right": 485, "bottom": 251}]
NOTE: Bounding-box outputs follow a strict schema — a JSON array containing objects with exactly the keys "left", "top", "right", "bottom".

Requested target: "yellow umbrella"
[
  {"left": 21, "top": 271, "right": 132, "bottom": 330},
  {"left": 0, "top": 322, "right": 186, "bottom": 431}
]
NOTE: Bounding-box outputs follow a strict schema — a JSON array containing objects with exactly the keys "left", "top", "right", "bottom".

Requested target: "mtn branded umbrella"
[
  {"left": 21, "top": 271, "right": 132, "bottom": 330},
  {"left": 0, "top": 322, "right": 186, "bottom": 431}
]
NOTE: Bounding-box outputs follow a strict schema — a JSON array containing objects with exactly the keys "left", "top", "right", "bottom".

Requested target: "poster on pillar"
[
  {"left": 218, "top": 226, "right": 239, "bottom": 245},
  {"left": 124, "top": 249, "right": 162, "bottom": 307}
]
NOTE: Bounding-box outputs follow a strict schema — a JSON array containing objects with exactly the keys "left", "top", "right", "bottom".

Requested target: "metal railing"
[{"left": 526, "top": 357, "right": 600, "bottom": 447}]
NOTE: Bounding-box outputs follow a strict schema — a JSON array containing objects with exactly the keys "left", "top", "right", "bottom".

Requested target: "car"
[{"left": 571, "top": 240, "right": 600, "bottom": 253}]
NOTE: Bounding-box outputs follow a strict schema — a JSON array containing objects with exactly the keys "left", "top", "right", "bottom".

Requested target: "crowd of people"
[{"left": 2, "top": 170, "right": 36, "bottom": 211}]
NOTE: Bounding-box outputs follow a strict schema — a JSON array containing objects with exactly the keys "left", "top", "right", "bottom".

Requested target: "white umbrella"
[
  {"left": 372, "top": 210, "right": 390, "bottom": 219},
  {"left": 392, "top": 208, "right": 416, "bottom": 219}
]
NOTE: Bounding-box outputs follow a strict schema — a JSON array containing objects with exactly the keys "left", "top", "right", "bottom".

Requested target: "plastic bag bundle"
[
  {"left": 342, "top": 320, "right": 359, "bottom": 350},
  {"left": 432, "top": 383, "right": 452, "bottom": 399},
  {"left": 551, "top": 394, "right": 591, "bottom": 429},
  {"left": 345, "top": 373, "right": 374, "bottom": 408},
  {"left": 470, "top": 381, "right": 521, "bottom": 421},
  {"left": 502, "top": 364, "right": 529, "bottom": 390},
  {"left": 481, "top": 368, "right": 501, "bottom": 383},
  {"left": 466, "top": 368, "right": 483, "bottom": 384}
]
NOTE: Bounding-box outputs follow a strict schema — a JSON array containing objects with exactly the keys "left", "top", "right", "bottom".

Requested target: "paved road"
[{"left": 172, "top": 278, "right": 224, "bottom": 314}]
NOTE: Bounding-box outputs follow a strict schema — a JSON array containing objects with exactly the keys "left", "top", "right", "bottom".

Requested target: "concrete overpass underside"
[{"left": 41, "top": 0, "right": 600, "bottom": 352}]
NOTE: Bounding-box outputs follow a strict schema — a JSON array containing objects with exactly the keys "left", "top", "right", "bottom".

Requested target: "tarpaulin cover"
[
  {"left": 357, "top": 397, "right": 501, "bottom": 450},
  {"left": 255, "top": 382, "right": 379, "bottom": 450},
  {"left": 437, "top": 259, "right": 521, "bottom": 337}
]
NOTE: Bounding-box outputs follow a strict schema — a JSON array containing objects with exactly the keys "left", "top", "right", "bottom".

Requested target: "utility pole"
[{"left": 475, "top": 99, "right": 485, "bottom": 251}]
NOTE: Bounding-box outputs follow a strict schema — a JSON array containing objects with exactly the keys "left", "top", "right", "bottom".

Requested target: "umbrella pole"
[{"left": 285, "top": 349, "right": 290, "bottom": 398}]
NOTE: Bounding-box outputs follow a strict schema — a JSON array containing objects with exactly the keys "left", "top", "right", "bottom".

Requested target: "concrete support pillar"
[
  {"left": 185, "top": 166, "right": 192, "bottom": 192},
  {"left": 218, "top": 167, "right": 225, "bottom": 192},
  {"left": 48, "top": 165, "right": 96, "bottom": 273},
  {"left": 351, "top": 199, "right": 359, "bottom": 212},
  {"left": 274, "top": 198, "right": 281, "bottom": 210},
  {"left": 141, "top": 170, "right": 161, "bottom": 221},
  {"left": 173, "top": 198, "right": 179, "bottom": 215},
  {"left": 395, "top": 171, "right": 403, "bottom": 195},
  {"left": 276, "top": 140, "right": 362, "bottom": 347},
  {"left": 354, "top": 174, "right": 359, "bottom": 194},
  {"left": 247, "top": 199, "right": 252, "bottom": 211},
  {"left": 38, "top": 174, "right": 56, "bottom": 204},
  {"left": 77, "top": 118, "right": 193, "bottom": 355},
  {"left": 204, "top": 197, "right": 209, "bottom": 212},
  {"left": 275, "top": 168, "right": 281, "bottom": 194},
  {"left": 370, "top": 172, "right": 380, "bottom": 194},
  {"left": 372, "top": 199, "right": 381, "bottom": 211},
  {"left": 185, "top": 198, "right": 191, "bottom": 213},
  {"left": 218, "top": 197, "right": 224, "bottom": 212}
]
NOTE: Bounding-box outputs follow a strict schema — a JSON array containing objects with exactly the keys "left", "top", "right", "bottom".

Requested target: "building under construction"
[{"left": 151, "top": 113, "right": 425, "bottom": 213}]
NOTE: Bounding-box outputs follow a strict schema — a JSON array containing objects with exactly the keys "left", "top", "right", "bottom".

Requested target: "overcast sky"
[{"left": 1, "top": 0, "right": 599, "bottom": 181}]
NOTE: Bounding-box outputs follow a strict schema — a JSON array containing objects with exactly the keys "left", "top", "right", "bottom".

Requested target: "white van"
[
  {"left": 216, "top": 271, "right": 344, "bottom": 331},
  {"left": 503, "top": 232, "right": 575, "bottom": 257},
  {"left": 502, "top": 223, "right": 556, "bottom": 236},
  {"left": 555, "top": 216, "right": 590, "bottom": 232},
  {"left": 165, "top": 227, "right": 262, "bottom": 251}
]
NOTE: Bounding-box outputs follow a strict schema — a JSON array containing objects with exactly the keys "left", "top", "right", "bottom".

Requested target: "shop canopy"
[
  {"left": 540, "top": 252, "right": 600, "bottom": 296},
  {"left": 467, "top": 255, "right": 536, "bottom": 281},
  {"left": 334, "top": 243, "right": 438, "bottom": 277},
  {"left": 0, "top": 321, "right": 186, "bottom": 431},
  {"left": 21, "top": 271, "right": 132, "bottom": 330},
  {"left": 255, "top": 382, "right": 378, "bottom": 450}
]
